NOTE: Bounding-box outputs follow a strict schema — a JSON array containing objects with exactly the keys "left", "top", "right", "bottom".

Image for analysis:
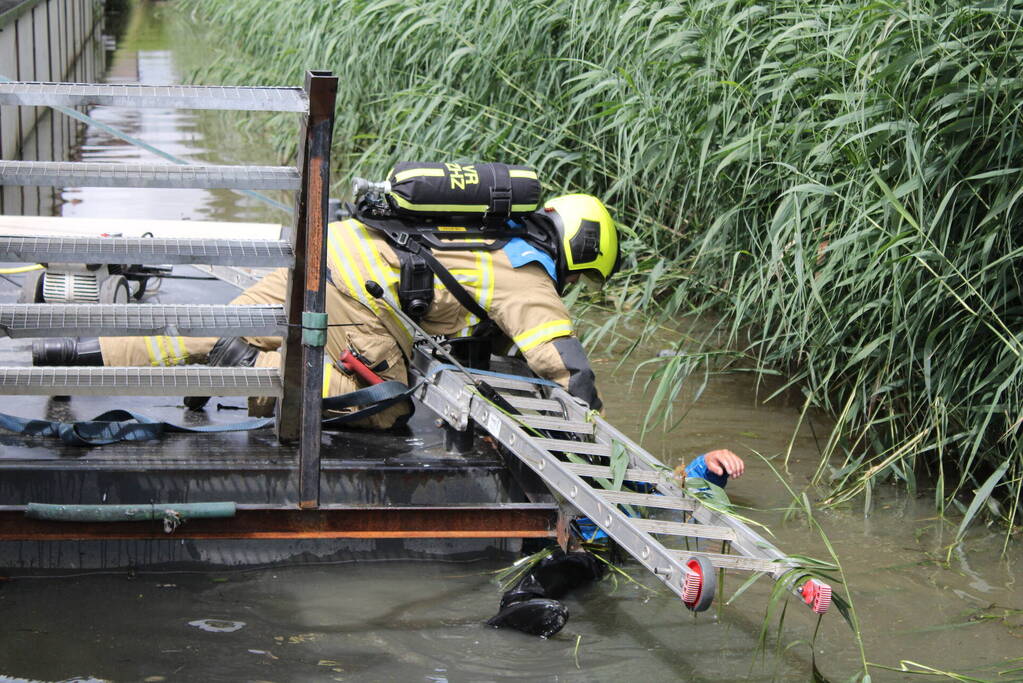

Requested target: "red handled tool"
[{"left": 338, "top": 349, "right": 384, "bottom": 385}]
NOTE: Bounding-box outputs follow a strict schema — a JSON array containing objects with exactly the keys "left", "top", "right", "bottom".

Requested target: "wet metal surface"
[{"left": 0, "top": 506, "right": 556, "bottom": 540}]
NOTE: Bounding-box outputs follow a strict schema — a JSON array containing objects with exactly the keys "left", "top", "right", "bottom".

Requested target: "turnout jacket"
[{"left": 326, "top": 219, "right": 601, "bottom": 409}]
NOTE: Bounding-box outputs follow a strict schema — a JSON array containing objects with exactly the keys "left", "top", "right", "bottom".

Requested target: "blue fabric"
[
  {"left": 685, "top": 453, "right": 730, "bottom": 488},
  {"left": 0, "top": 409, "right": 273, "bottom": 446},
  {"left": 502, "top": 236, "right": 558, "bottom": 282}
]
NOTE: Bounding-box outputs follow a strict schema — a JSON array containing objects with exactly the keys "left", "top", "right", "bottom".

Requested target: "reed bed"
[{"left": 175, "top": 0, "right": 1023, "bottom": 534}]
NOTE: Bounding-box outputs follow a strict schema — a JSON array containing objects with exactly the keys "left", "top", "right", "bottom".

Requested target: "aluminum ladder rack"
[
  {"left": 0, "top": 75, "right": 339, "bottom": 507},
  {"left": 411, "top": 352, "right": 833, "bottom": 616}
]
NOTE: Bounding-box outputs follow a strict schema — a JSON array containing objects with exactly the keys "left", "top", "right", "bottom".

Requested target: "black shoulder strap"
[
  {"left": 486, "top": 163, "right": 512, "bottom": 228},
  {"left": 405, "top": 238, "right": 491, "bottom": 322}
]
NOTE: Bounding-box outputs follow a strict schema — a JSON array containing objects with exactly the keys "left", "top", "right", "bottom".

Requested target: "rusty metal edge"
[{"left": 0, "top": 505, "right": 557, "bottom": 540}]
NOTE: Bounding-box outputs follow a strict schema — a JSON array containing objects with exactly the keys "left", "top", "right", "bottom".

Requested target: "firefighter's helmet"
[{"left": 543, "top": 194, "right": 620, "bottom": 284}]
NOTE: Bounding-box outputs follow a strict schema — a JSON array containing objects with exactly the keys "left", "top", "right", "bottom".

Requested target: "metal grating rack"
[
  {"left": 0, "top": 304, "right": 287, "bottom": 338},
  {"left": 0, "top": 161, "right": 301, "bottom": 190},
  {"left": 0, "top": 82, "right": 309, "bottom": 112},
  {"left": 0, "top": 237, "right": 295, "bottom": 267},
  {"left": 0, "top": 72, "right": 339, "bottom": 509},
  {"left": 0, "top": 367, "right": 282, "bottom": 396}
]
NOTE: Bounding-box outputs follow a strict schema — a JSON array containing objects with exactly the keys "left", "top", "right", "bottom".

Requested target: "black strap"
[
  {"left": 487, "top": 163, "right": 512, "bottom": 224},
  {"left": 352, "top": 207, "right": 512, "bottom": 251},
  {"left": 322, "top": 379, "right": 418, "bottom": 427},
  {"left": 352, "top": 206, "right": 530, "bottom": 323}
]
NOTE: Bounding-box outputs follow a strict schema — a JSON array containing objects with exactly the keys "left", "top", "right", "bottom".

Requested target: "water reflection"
[{"left": 188, "top": 619, "right": 246, "bottom": 633}]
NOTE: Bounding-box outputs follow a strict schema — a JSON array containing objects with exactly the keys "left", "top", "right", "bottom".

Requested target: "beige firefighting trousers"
[{"left": 98, "top": 267, "right": 410, "bottom": 428}]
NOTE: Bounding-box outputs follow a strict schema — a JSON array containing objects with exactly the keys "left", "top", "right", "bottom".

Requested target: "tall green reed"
[{"left": 173, "top": 0, "right": 1022, "bottom": 535}]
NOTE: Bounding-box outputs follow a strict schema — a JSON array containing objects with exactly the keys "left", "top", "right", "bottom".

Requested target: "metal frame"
[
  {"left": 275, "top": 71, "right": 337, "bottom": 509},
  {"left": 409, "top": 353, "right": 831, "bottom": 613},
  {"left": 0, "top": 505, "right": 557, "bottom": 540},
  {"left": 0, "top": 74, "right": 339, "bottom": 475}
]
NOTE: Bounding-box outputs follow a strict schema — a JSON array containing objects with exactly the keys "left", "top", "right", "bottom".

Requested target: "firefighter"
[{"left": 33, "top": 193, "right": 619, "bottom": 428}]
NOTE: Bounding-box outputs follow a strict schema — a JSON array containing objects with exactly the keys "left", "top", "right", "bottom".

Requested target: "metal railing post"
[{"left": 278, "top": 71, "right": 337, "bottom": 509}]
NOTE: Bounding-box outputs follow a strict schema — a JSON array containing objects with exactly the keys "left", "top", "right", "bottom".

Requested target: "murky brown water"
[{"left": 1, "top": 2, "right": 1021, "bottom": 681}]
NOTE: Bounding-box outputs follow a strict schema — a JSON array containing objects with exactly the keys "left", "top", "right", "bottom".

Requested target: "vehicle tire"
[
  {"left": 99, "top": 274, "right": 130, "bottom": 304},
  {"left": 18, "top": 270, "right": 45, "bottom": 303}
]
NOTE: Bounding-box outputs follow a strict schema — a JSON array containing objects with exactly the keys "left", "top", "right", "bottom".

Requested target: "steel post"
[{"left": 279, "top": 71, "right": 338, "bottom": 511}]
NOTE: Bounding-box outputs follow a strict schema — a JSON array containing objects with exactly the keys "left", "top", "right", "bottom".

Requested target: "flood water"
[{"left": 1, "top": 2, "right": 1021, "bottom": 681}]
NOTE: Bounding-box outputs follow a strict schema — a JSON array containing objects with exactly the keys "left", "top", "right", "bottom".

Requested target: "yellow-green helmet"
[{"left": 543, "top": 194, "right": 620, "bottom": 284}]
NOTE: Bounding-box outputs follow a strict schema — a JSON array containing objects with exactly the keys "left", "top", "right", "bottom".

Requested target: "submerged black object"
[
  {"left": 487, "top": 549, "right": 604, "bottom": 638},
  {"left": 184, "top": 337, "right": 260, "bottom": 411},
  {"left": 487, "top": 598, "right": 569, "bottom": 639},
  {"left": 32, "top": 337, "right": 103, "bottom": 367}
]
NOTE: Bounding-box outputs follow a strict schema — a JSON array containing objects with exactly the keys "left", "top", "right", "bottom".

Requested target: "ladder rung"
[
  {"left": 502, "top": 395, "right": 563, "bottom": 412},
  {"left": 474, "top": 375, "right": 548, "bottom": 391},
  {"left": 598, "top": 490, "right": 697, "bottom": 512},
  {"left": 632, "top": 518, "right": 736, "bottom": 541},
  {"left": 0, "top": 367, "right": 282, "bottom": 396},
  {"left": 0, "top": 161, "right": 300, "bottom": 190},
  {"left": 534, "top": 437, "right": 610, "bottom": 457},
  {"left": 0, "top": 304, "right": 286, "bottom": 338},
  {"left": 563, "top": 461, "right": 669, "bottom": 485},
  {"left": 670, "top": 551, "right": 783, "bottom": 573},
  {"left": 0, "top": 236, "right": 294, "bottom": 267},
  {"left": 516, "top": 414, "right": 594, "bottom": 434},
  {"left": 0, "top": 82, "right": 308, "bottom": 112}
]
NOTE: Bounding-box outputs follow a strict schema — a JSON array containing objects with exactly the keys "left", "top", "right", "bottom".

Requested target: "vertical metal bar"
[{"left": 283, "top": 71, "right": 337, "bottom": 510}]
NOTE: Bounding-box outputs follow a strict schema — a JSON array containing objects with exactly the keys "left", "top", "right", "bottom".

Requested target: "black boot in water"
[
  {"left": 32, "top": 338, "right": 103, "bottom": 366},
  {"left": 184, "top": 337, "right": 261, "bottom": 410},
  {"left": 486, "top": 550, "right": 604, "bottom": 638},
  {"left": 486, "top": 596, "right": 569, "bottom": 638}
]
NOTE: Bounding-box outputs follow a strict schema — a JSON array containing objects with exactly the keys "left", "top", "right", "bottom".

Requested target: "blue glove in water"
[{"left": 684, "top": 453, "right": 729, "bottom": 488}]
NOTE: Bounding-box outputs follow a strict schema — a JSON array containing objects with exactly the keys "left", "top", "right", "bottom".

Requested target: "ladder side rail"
[
  {"left": 546, "top": 384, "right": 836, "bottom": 611},
  {"left": 277, "top": 109, "right": 313, "bottom": 441},
  {"left": 476, "top": 404, "right": 691, "bottom": 600},
  {"left": 546, "top": 384, "right": 793, "bottom": 568}
]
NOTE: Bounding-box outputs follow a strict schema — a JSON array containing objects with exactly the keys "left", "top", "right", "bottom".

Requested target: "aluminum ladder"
[
  {"left": 0, "top": 76, "right": 339, "bottom": 507},
  {"left": 411, "top": 351, "right": 833, "bottom": 615}
]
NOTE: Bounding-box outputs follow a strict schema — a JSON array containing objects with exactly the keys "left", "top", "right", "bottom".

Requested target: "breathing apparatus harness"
[{"left": 345, "top": 162, "right": 561, "bottom": 325}]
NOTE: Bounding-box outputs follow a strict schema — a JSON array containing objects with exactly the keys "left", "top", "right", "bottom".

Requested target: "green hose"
[{"left": 26, "top": 501, "right": 236, "bottom": 523}]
